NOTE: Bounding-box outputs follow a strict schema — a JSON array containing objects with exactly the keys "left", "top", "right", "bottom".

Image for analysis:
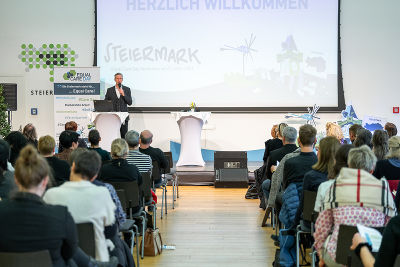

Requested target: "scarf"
[{"left": 322, "top": 167, "right": 397, "bottom": 217}]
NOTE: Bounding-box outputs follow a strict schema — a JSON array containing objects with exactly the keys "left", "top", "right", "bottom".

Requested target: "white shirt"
[
  {"left": 314, "top": 179, "right": 335, "bottom": 212},
  {"left": 115, "top": 85, "right": 121, "bottom": 99},
  {"left": 43, "top": 180, "right": 116, "bottom": 261}
]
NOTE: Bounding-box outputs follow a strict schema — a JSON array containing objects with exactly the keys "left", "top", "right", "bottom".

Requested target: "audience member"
[
  {"left": 353, "top": 128, "right": 373, "bottom": 148},
  {"left": 139, "top": 130, "right": 168, "bottom": 184},
  {"left": 263, "top": 123, "right": 287, "bottom": 164},
  {"left": 22, "top": 123, "right": 38, "bottom": 148},
  {"left": 4, "top": 131, "right": 27, "bottom": 166},
  {"left": 125, "top": 130, "right": 152, "bottom": 173},
  {"left": 282, "top": 124, "right": 318, "bottom": 190},
  {"left": 55, "top": 130, "right": 79, "bottom": 163},
  {"left": 349, "top": 124, "right": 363, "bottom": 143},
  {"left": 351, "top": 214, "right": 400, "bottom": 267},
  {"left": 88, "top": 129, "right": 111, "bottom": 162},
  {"left": 326, "top": 122, "right": 344, "bottom": 143},
  {"left": 314, "top": 144, "right": 353, "bottom": 212},
  {"left": 0, "top": 146, "right": 117, "bottom": 267},
  {"left": 0, "top": 139, "right": 16, "bottom": 199},
  {"left": 385, "top": 122, "right": 398, "bottom": 138},
  {"left": 44, "top": 150, "right": 116, "bottom": 262},
  {"left": 58, "top": 121, "right": 88, "bottom": 153},
  {"left": 38, "top": 135, "right": 70, "bottom": 186},
  {"left": 314, "top": 145, "right": 396, "bottom": 267},
  {"left": 372, "top": 129, "right": 389, "bottom": 161},
  {"left": 261, "top": 126, "right": 297, "bottom": 203}
]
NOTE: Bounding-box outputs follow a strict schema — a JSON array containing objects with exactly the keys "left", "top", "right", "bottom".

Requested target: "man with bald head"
[{"left": 139, "top": 130, "right": 169, "bottom": 185}]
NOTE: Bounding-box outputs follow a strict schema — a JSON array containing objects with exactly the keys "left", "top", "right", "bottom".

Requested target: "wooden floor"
[{"left": 139, "top": 186, "right": 276, "bottom": 267}]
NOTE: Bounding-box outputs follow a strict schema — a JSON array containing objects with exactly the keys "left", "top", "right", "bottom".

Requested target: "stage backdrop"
[{"left": 53, "top": 67, "right": 100, "bottom": 148}]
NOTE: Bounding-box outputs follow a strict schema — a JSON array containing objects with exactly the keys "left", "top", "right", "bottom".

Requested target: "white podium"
[
  {"left": 89, "top": 112, "right": 129, "bottom": 152},
  {"left": 171, "top": 112, "right": 211, "bottom": 166}
]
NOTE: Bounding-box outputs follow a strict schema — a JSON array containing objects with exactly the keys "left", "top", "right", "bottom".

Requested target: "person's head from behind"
[
  {"left": 298, "top": 124, "right": 317, "bottom": 148},
  {"left": 65, "top": 121, "right": 78, "bottom": 132},
  {"left": 270, "top": 124, "right": 278, "bottom": 139},
  {"left": 386, "top": 136, "right": 400, "bottom": 160},
  {"left": 313, "top": 136, "right": 340, "bottom": 174},
  {"left": 328, "top": 144, "right": 354, "bottom": 179},
  {"left": 277, "top": 123, "right": 288, "bottom": 139},
  {"left": 0, "top": 139, "right": 10, "bottom": 172},
  {"left": 38, "top": 135, "right": 56, "bottom": 157},
  {"left": 88, "top": 129, "right": 101, "bottom": 147},
  {"left": 385, "top": 122, "right": 397, "bottom": 138},
  {"left": 353, "top": 129, "right": 372, "bottom": 148},
  {"left": 282, "top": 126, "right": 297, "bottom": 144},
  {"left": 14, "top": 145, "right": 50, "bottom": 195},
  {"left": 349, "top": 124, "right": 363, "bottom": 143},
  {"left": 348, "top": 145, "right": 377, "bottom": 173},
  {"left": 125, "top": 130, "right": 140, "bottom": 149},
  {"left": 70, "top": 149, "right": 101, "bottom": 181},
  {"left": 23, "top": 123, "right": 37, "bottom": 141},
  {"left": 140, "top": 130, "right": 153, "bottom": 148},
  {"left": 5, "top": 131, "right": 28, "bottom": 165},
  {"left": 111, "top": 138, "right": 129, "bottom": 159},
  {"left": 372, "top": 129, "right": 389, "bottom": 160},
  {"left": 326, "top": 122, "right": 344, "bottom": 141},
  {"left": 59, "top": 130, "right": 79, "bottom": 150}
]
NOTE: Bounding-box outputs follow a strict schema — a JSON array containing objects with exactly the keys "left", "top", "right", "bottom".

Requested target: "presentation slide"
[{"left": 97, "top": 0, "right": 338, "bottom": 108}]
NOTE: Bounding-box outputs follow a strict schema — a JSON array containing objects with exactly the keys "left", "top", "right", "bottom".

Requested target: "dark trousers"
[{"left": 120, "top": 119, "right": 129, "bottom": 138}]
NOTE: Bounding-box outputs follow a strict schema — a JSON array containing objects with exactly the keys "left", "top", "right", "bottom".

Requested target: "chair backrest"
[
  {"left": 302, "top": 190, "right": 317, "bottom": 222},
  {"left": 151, "top": 160, "right": 160, "bottom": 183},
  {"left": 76, "top": 222, "right": 96, "bottom": 258},
  {"left": 116, "top": 189, "right": 127, "bottom": 211},
  {"left": 164, "top": 151, "right": 173, "bottom": 169},
  {"left": 140, "top": 172, "right": 152, "bottom": 200},
  {"left": 0, "top": 250, "right": 52, "bottom": 267},
  {"left": 109, "top": 181, "right": 140, "bottom": 208}
]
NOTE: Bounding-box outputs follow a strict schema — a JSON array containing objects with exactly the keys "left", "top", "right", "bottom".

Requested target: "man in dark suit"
[{"left": 105, "top": 73, "right": 132, "bottom": 138}]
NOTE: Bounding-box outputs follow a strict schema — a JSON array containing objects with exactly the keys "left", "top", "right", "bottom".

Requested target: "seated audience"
[
  {"left": 0, "top": 139, "right": 16, "bottom": 199},
  {"left": 0, "top": 146, "right": 117, "bottom": 267},
  {"left": 58, "top": 121, "right": 88, "bottom": 152},
  {"left": 23, "top": 123, "right": 38, "bottom": 148},
  {"left": 263, "top": 123, "right": 287, "bottom": 164},
  {"left": 38, "top": 135, "right": 70, "bottom": 186},
  {"left": 371, "top": 129, "right": 389, "bottom": 161},
  {"left": 282, "top": 124, "right": 318, "bottom": 190},
  {"left": 349, "top": 124, "right": 363, "bottom": 144},
  {"left": 313, "top": 145, "right": 396, "bottom": 267},
  {"left": 261, "top": 126, "right": 297, "bottom": 203},
  {"left": 139, "top": 130, "right": 168, "bottom": 184},
  {"left": 354, "top": 128, "right": 373, "bottom": 148},
  {"left": 88, "top": 129, "right": 111, "bottom": 162},
  {"left": 125, "top": 130, "right": 152, "bottom": 173},
  {"left": 326, "top": 122, "right": 345, "bottom": 143},
  {"left": 351, "top": 214, "right": 400, "bottom": 267},
  {"left": 4, "top": 131, "right": 27, "bottom": 166},
  {"left": 55, "top": 130, "right": 79, "bottom": 163},
  {"left": 385, "top": 122, "right": 398, "bottom": 138},
  {"left": 314, "top": 144, "right": 353, "bottom": 212},
  {"left": 44, "top": 150, "right": 116, "bottom": 262}
]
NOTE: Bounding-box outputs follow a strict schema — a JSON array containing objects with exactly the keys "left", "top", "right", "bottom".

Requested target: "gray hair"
[
  {"left": 125, "top": 130, "right": 140, "bottom": 148},
  {"left": 111, "top": 138, "right": 129, "bottom": 158},
  {"left": 387, "top": 136, "right": 400, "bottom": 159},
  {"left": 283, "top": 126, "right": 297, "bottom": 143},
  {"left": 348, "top": 145, "right": 377, "bottom": 172}
]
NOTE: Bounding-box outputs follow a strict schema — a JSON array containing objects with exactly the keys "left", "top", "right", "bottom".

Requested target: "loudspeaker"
[
  {"left": 214, "top": 151, "right": 248, "bottom": 188},
  {"left": 0, "top": 83, "right": 17, "bottom": 111}
]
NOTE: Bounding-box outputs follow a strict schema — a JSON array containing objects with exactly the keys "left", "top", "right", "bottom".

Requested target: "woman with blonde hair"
[{"left": 326, "top": 122, "right": 344, "bottom": 143}]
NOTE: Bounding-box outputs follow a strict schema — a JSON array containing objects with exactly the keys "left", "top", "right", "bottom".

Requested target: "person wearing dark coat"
[{"left": 263, "top": 123, "right": 287, "bottom": 164}]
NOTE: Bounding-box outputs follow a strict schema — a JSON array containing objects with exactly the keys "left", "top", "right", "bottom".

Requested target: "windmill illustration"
[
  {"left": 220, "top": 34, "right": 257, "bottom": 75},
  {"left": 285, "top": 104, "right": 321, "bottom": 126}
]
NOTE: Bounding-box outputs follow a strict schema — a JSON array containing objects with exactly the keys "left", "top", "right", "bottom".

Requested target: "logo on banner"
[
  {"left": 63, "top": 70, "right": 92, "bottom": 82},
  {"left": 18, "top": 43, "right": 79, "bottom": 82}
]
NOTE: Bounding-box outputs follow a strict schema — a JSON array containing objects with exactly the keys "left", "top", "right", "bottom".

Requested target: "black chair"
[
  {"left": 140, "top": 172, "right": 157, "bottom": 229},
  {"left": 0, "top": 250, "right": 52, "bottom": 267},
  {"left": 115, "top": 189, "right": 140, "bottom": 267},
  {"left": 109, "top": 181, "right": 147, "bottom": 259},
  {"left": 76, "top": 222, "right": 96, "bottom": 258},
  {"left": 164, "top": 151, "right": 179, "bottom": 205},
  {"left": 152, "top": 161, "right": 168, "bottom": 219}
]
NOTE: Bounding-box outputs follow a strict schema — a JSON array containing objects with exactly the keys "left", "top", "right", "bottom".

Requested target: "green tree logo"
[{"left": 63, "top": 70, "right": 76, "bottom": 80}]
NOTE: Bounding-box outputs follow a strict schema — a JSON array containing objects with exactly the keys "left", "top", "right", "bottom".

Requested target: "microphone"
[{"left": 118, "top": 83, "right": 122, "bottom": 89}]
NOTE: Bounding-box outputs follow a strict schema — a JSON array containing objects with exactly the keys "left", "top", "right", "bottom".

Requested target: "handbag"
[{"left": 140, "top": 228, "right": 163, "bottom": 256}]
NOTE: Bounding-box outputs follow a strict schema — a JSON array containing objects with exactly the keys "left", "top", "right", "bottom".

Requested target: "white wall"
[{"left": 1, "top": 0, "right": 400, "bottom": 153}]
